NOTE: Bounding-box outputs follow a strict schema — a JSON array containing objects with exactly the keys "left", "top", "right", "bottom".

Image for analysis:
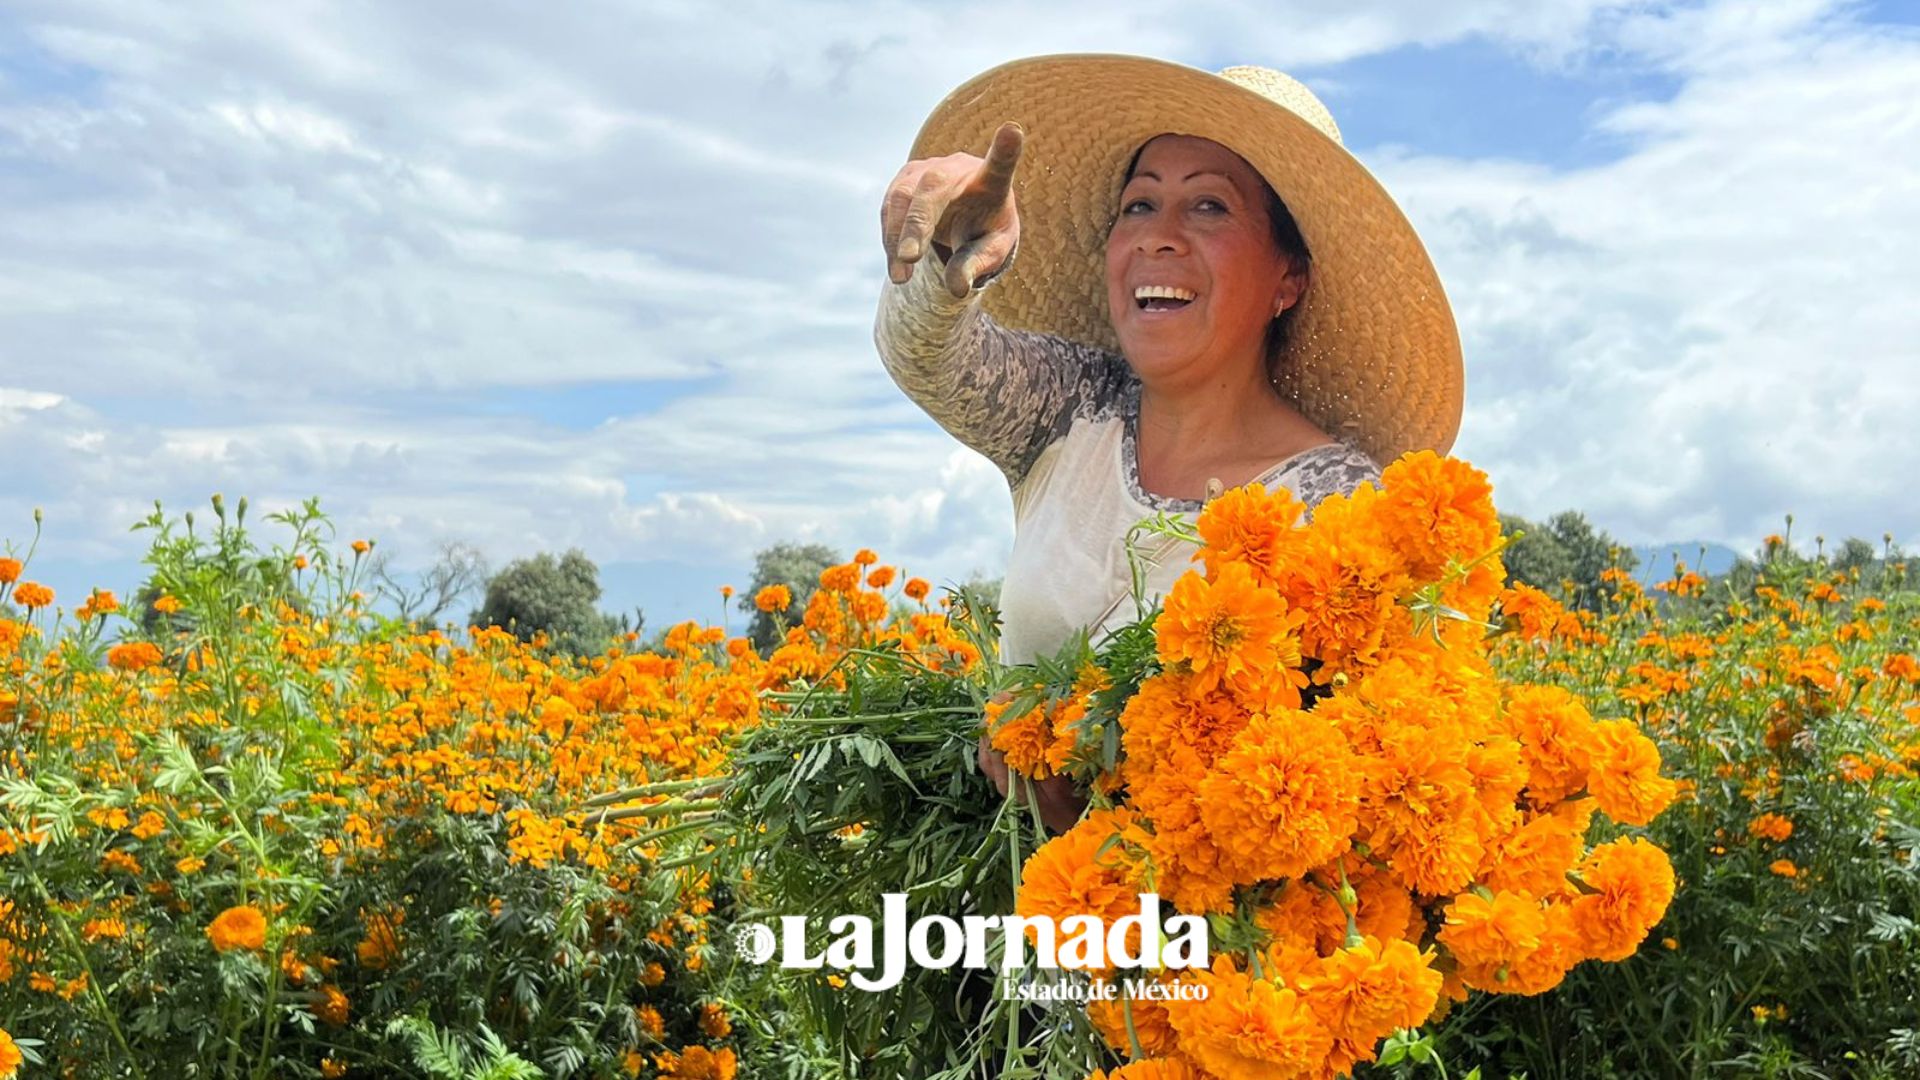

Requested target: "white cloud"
[
  {"left": 1372, "top": 0, "right": 1918, "bottom": 551},
  {"left": 0, "top": 0, "right": 1913, "bottom": 626}
]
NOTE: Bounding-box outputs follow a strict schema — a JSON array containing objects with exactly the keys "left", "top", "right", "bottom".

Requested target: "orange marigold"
[
  {"left": 314, "top": 983, "right": 350, "bottom": 1026},
  {"left": 356, "top": 908, "right": 403, "bottom": 969},
  {"left": 988, "top": 695, "right": 1072, "bottom": 781},
  {"left": 1156, "top": 561, "right": 1304, "bottom": 700},
  {"left": 1016, "top": 810, "right": 1150, "bottom": 966},
  {"left": 1295, "top": 935, "right": 1444, "bottom": 1071},
  {"left": 818, "top": 563, "right": 860, "bottom": 592},
  {"left": 12, "top": 582, "right": 52, "bottom": 609},
  {"left": 1197, "top": 710, "right": 1360, "bottom": 884},
  {"left": 1374, "top": 451, "right": 1500, "bottom": 582},
  {"left": 1087, "top": 1059, "right": 1206, "bottom": 1080},
  {"left": 1748, "top": 813, "right": 1794, "bottom": 843},
  {"left": 1504, "top": 684, "right": 1598, "bottom": 806},
  {"left": 1119, "top": 670, "right": 1250, "bottom": 775},
  {"left": 1192, "top": 482, "right": 1307, "bottom": 587},
  {"left": 1276, "top": 520, "right": 1407, "bottom": 679},
  {"left": 1584, "top": 719, "right": 1678, "bottom": 826},
  {"left": 1480, "top": 801, "right": 1593, "bottom": 898},
  {"left": 107, "top": 641, "right": 164, "bottom": 672},
  {"left": 0, "top": 558, "right": 20, "bottom": 584},
  {"left": 1088, "top": 977, "right": 1182, "bottom": 1058},
  {"left": 1569, "top": 837, "right": 1676, "bottom": 962},
  {"left": 207, "top": 905, "right": 268, "bottom": 952},
  {"left": 754, "top": 584, "right": 792, "bottom": 613},
  {"left": 654, "top": 1045, "right": 737, "bottom": 1080},
  {"left": 904, "top": 577, "right": 932, "bottom": 602},
  {"left": 1439, "top": 890, "right": 1546, "bottom": 976},
  {"left": 0, "top": 1028, "right": 20, "bottom": 1078},
  {"left": 1165, "top": 957, "right": 1333, "bottom": 1080},
  {"left": 635, "top": 1004, "right": 666, "bottom": 1038}
]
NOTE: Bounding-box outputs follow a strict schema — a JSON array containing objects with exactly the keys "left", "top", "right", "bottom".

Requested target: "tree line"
[{"left": 33, "top": 513, "right": 1897, "bottom": 659}]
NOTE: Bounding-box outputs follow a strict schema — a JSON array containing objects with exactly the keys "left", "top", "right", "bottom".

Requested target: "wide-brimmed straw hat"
[{"left": 908, "top": 54, "right": 1463, "bottom": 463}]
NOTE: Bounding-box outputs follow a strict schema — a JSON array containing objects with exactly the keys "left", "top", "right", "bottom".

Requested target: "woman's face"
[{"left": 1105, "top": 134, "right": 1300, "bottom": 387}]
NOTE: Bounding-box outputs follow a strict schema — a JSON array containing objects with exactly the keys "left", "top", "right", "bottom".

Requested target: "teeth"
[{"left": 1134, "top": 285, "right": 1196, "bottom": 302}]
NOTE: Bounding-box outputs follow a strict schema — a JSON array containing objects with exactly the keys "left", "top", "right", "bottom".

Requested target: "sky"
[{"left": 2, "top": 0, "right": 1916, "bottom": 630}]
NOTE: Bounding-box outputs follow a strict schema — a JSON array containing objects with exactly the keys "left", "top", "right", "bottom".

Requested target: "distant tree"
[
  {"left": 1499, "top": 511, "right": 1637, "bottom": 611},
  {"left": 739, "top": 542, "right": 841, "bottom": 651},
  {"left": 370, "top": 540, "right": 490, "bottom": 633},
  {"left": 1500, "top": 513, "right": 1575, "bottom": 597},
  {"left": 469, "top": 548, "right": 624, "bottom": 657},
  {"left": 1833, "top": 537, "right": 1877, "bottom": 575}
]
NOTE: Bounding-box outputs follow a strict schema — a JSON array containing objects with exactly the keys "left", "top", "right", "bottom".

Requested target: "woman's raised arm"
[{"left": 875, "top": 122, "right": 1123, "bottom": 490}]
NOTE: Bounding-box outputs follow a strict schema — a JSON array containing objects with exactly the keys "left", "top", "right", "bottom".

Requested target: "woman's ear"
[{"left": 1271, "top": 265, "right": 1308, "bottom": 316}]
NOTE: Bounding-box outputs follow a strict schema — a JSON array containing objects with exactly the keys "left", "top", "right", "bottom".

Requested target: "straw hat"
[{"left": 908, "top": 54, "right": 1463, "bottom": 463}]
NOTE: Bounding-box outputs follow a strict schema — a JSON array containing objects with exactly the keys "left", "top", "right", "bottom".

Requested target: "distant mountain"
[{"left": 1629, "top": 542, "right": 1745, "bottom": 583}]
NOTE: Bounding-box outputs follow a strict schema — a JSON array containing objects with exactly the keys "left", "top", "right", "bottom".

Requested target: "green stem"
[
  {"left": 7, "top": 815, "right": 150, "bottom": 1080},
  {"left": 583, "top": 798, "right": 721, "bottom": 826},
  {"left": 1120, "top": 985, "right": 1145, "bottom": 1060},
  {"left": 581, "top": 777, "right": 728, "bottom": 807}
]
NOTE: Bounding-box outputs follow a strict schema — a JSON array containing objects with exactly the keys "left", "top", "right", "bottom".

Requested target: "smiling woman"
[{"left": 874, "top": 55, "right": 1463, "bottom": 831}]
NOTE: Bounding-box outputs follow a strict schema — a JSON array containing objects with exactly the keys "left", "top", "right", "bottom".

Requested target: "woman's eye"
[
  {"left": 1122, "top": 199, "right": 1151, "bottom": 214},
  {"left": 1195, "top": 198, "right": 1226, "bottom": 213}
]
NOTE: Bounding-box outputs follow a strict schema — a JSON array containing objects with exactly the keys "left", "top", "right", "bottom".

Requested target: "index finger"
[{"left": 976, "top": 121, "right": 1025, "bottom": 199}]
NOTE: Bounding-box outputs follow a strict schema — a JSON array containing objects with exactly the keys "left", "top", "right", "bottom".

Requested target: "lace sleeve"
[
  {"left": 874, "top": 252, "right": 1125, "bottom": 489},
  {"left": 1265, "top": 442, "right": 1383, "bottom": 514}
]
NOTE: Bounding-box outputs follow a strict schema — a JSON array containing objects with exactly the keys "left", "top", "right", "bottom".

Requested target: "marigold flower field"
[{"left": 1, "top": 461, "right": 1916, "bottom": 1079}]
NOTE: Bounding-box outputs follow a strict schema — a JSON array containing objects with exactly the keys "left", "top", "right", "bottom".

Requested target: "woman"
[{"left": 874, "top": 57, "right": 1463, "bottom": 833}]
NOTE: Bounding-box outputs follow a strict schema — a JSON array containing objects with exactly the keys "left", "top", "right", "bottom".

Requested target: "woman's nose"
[{"left": 1135, "top": 219, "right": 1186, "bottom": 255}]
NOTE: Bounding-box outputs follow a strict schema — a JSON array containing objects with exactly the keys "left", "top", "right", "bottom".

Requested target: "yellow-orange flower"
[
  {"left": 1192, "top": 482, "right": 1307, "bottom": 587},
  {"left": 314, "top": 983, "right": 350, "bottom": 1026},
  {"left": 1373, "top": 451, "right": 1499, "bottom": 582},
  {"left": 12, "top": 582, "right": 52, "bottom": 609},
  {"left": 1156, "top": 561, "right": 1303, "bottom": 700},
  {"left": 1584, "top": 719, "right": 1678, "bottom": 826},
  {"left": 1748, "top": 812, "right": 1794, "bottom": 843},
  {"left": 356, "top": 907, "right": 403, "bottom": 969},
  {"left": 1165, "top": 957, "right": 1332, "bottom": 1080},
  {"left": 654, "top": 1046, "right": 738, "bottom": 1080},
  {"left": 107, "top": 641, "right": 164, "bottom": 672},
  {"left": 1197, "top": 710, "right": 1360, "bottom": 883},
  {"left": 1015, "top": 809, "right": 1148, "bottom": 965},
  {"left": 754, "top": 585, "right": 792, "bottom": 613},
  {"left": 207, "top": 905, "right": 268, "bottom": 952},
  {"left": 1295, "top": 935, "right": 1444, "bottom": 1071},
  {"left": 0, "top": 1027, "right": 20, "bottom": 1078},
  {"left": 1504, "top": 685, "right": 1598, "bottom": 806},
  {"left": 1086, "top": 1059, "right": 1206, "bottom": 1080},
  {"left": 635, "top": 1004, "right": 666, "bottom": 1038},
  {"left": 1569, "top": 838, "right": 1676, "bottom": 962}
]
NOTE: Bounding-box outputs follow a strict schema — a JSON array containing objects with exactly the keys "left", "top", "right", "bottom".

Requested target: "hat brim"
[{"left": 909, "top": 54, "right": 1463, "bottom": 462}]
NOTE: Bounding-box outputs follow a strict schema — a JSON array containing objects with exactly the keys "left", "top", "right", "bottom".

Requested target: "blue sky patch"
[{"left": 1305, "top": 36, "right": 1683, "bottom": 169}]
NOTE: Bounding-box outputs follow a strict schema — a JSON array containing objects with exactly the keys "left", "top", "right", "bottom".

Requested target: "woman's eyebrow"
[{"left": 1130, "top": 169, "right": 1233, "bottom": 183}]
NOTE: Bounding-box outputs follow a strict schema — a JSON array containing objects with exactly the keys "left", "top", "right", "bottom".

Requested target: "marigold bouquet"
[{"left": 989, "top": 452, "right": 1681, "bottom": 1080}]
